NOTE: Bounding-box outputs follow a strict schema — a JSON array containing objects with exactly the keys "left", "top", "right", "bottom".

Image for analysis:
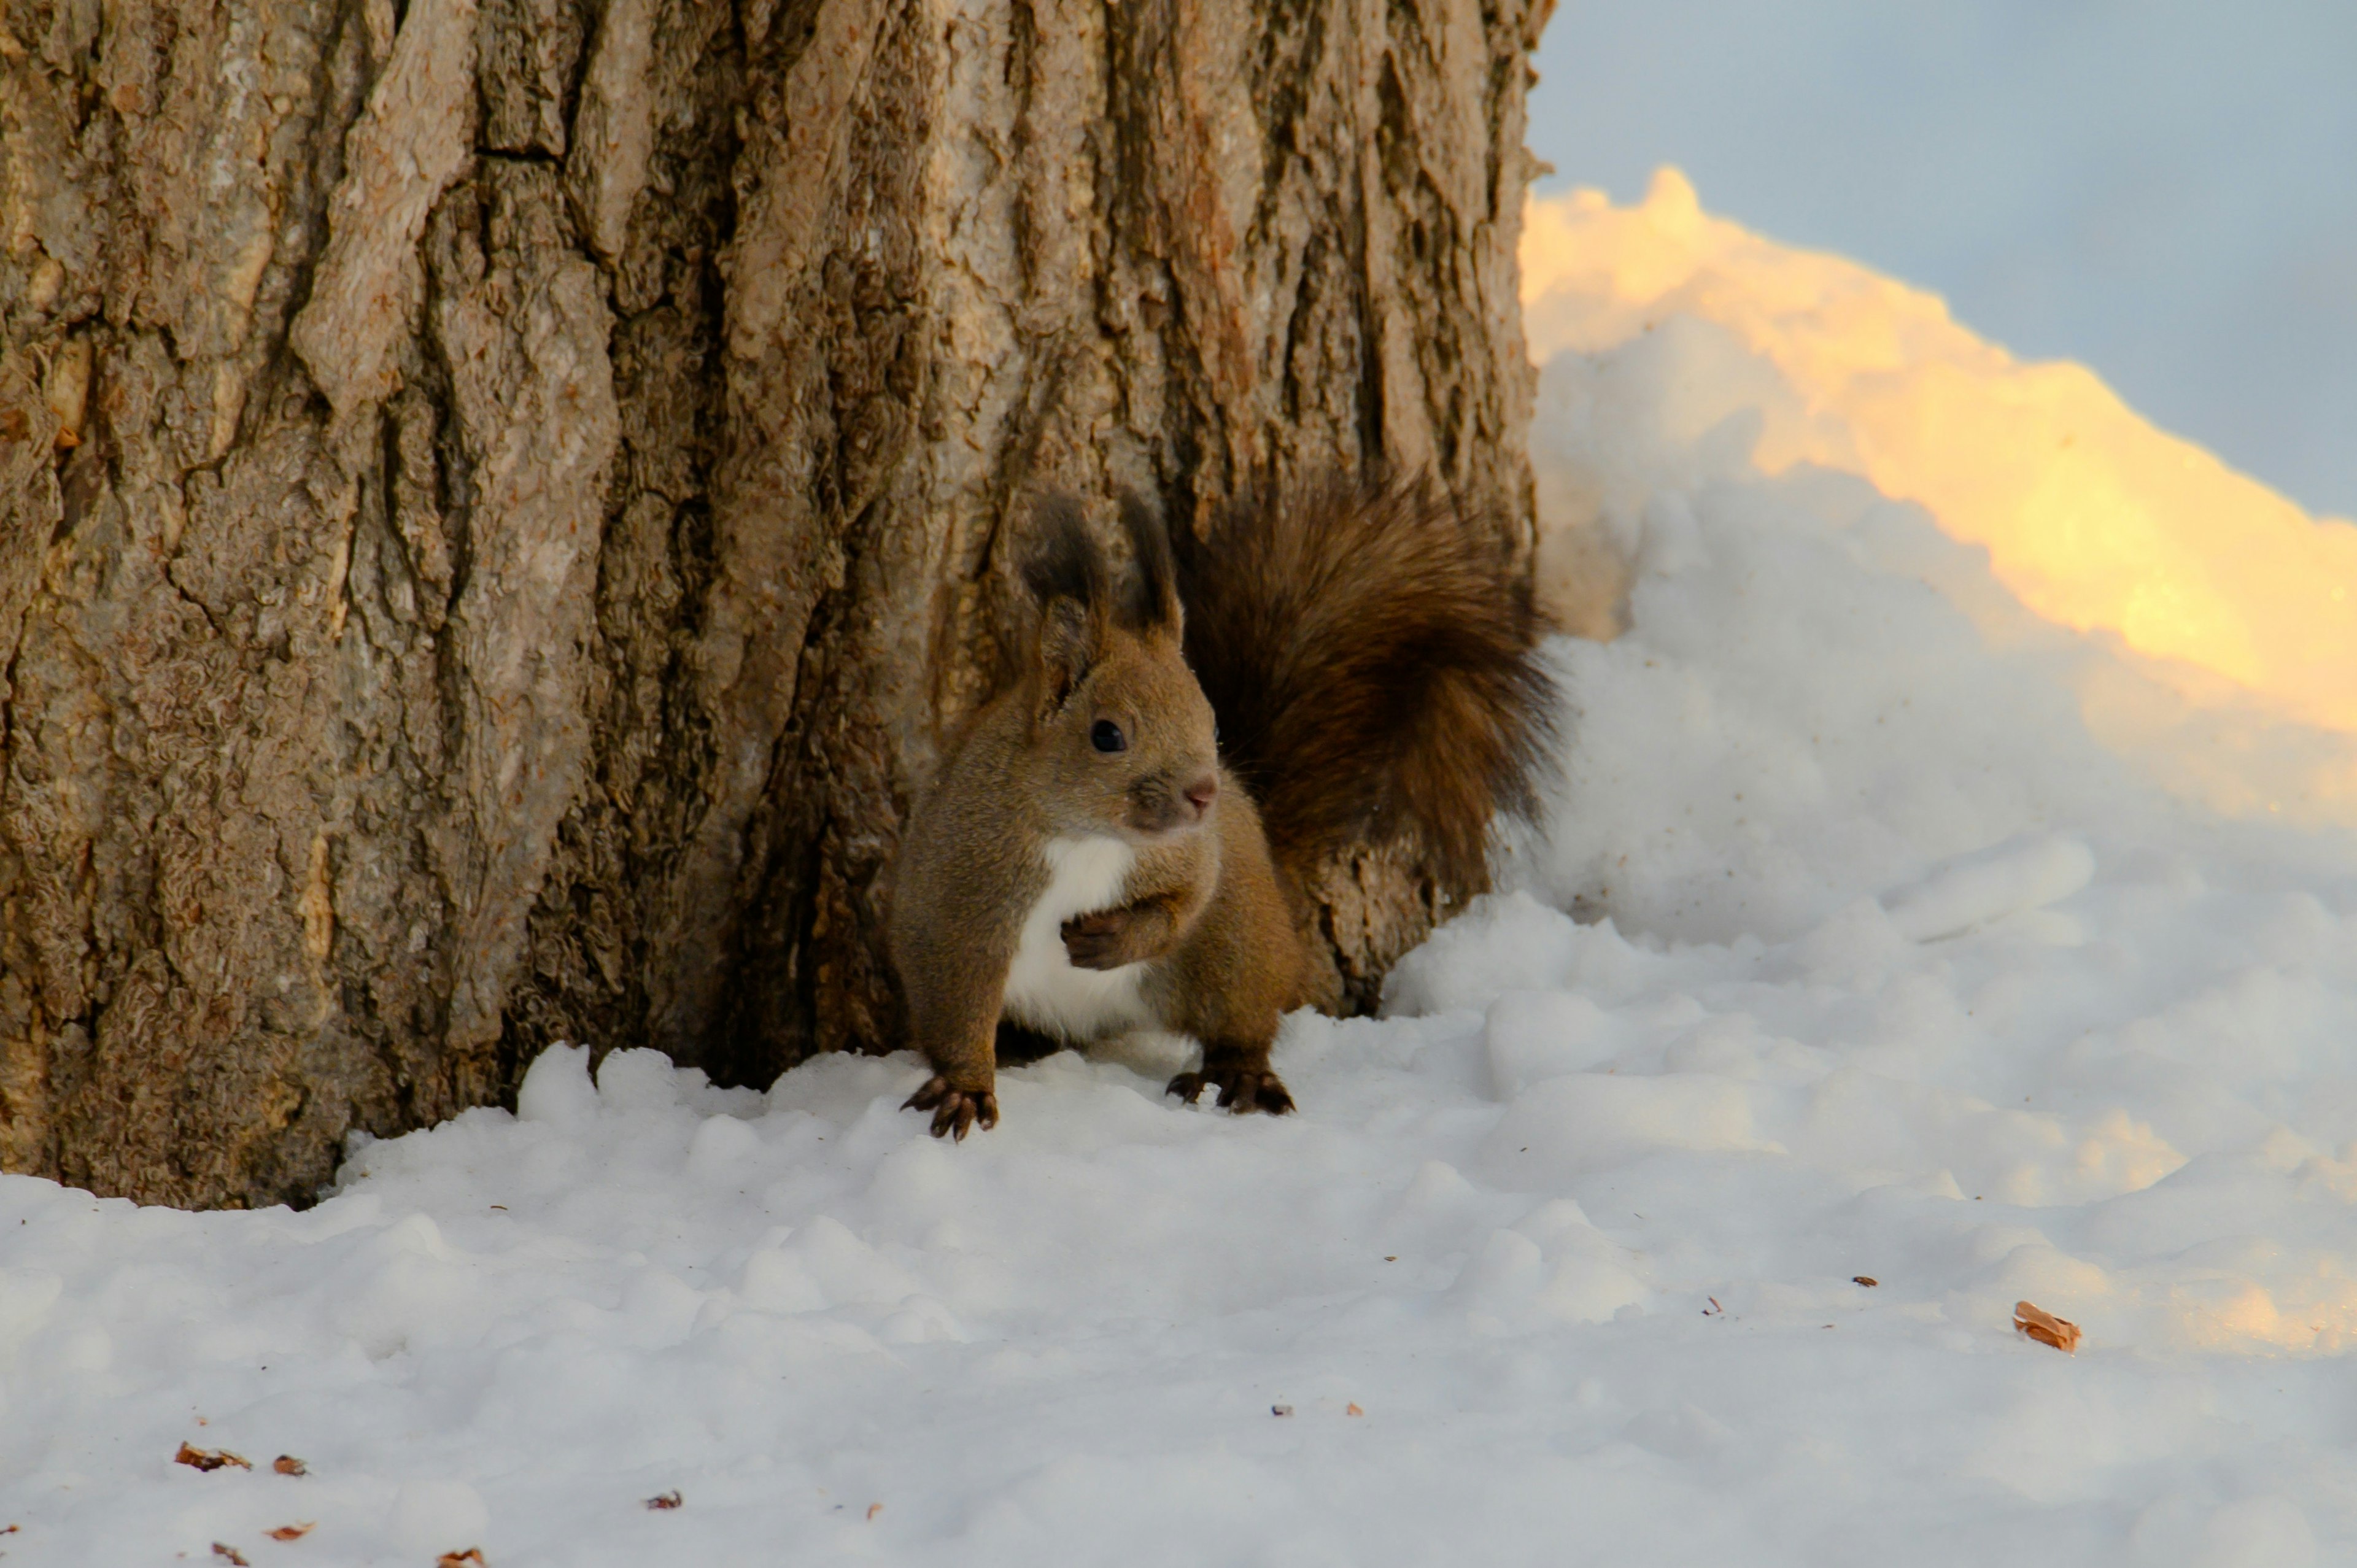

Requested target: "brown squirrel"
[{"left": 889, "top": 477, "right": 1554, "bottom": 1138}]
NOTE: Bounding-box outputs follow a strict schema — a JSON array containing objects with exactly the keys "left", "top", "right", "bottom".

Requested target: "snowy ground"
[{"left": 7, "top": 203, "right": 2357, "bottom": 1567}]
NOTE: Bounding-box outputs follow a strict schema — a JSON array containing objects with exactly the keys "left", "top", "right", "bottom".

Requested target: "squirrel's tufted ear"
[
  {"left": 1021, "top": 495, "right": 1109, "bottom": 708},
  {"left": 1114, "top": 491, "right": 1182, "bottom": 635}
]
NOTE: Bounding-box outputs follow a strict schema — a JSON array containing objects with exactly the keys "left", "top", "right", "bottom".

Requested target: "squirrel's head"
[{"left": 1018, "top": 493, "right": 1221, "bottom": 841}]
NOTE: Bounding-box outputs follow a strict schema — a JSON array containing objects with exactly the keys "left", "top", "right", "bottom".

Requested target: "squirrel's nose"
[{"left": 1183, "top": 773, "right": 1219, "bottom": 817}]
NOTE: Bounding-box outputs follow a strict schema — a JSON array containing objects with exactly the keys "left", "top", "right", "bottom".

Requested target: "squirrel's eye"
[{"left": 1090, "top": 719, "right": 1128, "bottom": 754}]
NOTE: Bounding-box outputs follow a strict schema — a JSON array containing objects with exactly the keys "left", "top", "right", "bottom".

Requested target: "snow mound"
[
  {"left": 4, "top": 179, "right": 2357, "bottom": 1565},
  {"left": 1526, "top": 170, "right": 2357, "bottom": 801}
]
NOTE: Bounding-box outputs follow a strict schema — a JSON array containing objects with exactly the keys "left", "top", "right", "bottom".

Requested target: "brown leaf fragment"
[
  {"left": 1271, "top": 1404, "right": 1294, "bottom": 1417},
  {"left": 176, "top": 1443, "right": 253, "bottom": 1472},
  {"left": 644, "top": 1491, "right": 682, "bottom": 1510},
  {"left": 273, "top": 1455, "right": 308, "bottom": 1476},
  {"left": 265, "top": 1523, "right": 314, "bottom": 1542},
  {"left": 1345, "top": 1403, "right": 1364, "bottom": 1417},
  {"left": 865, "top": 1502, "right": 883, "bottom": 1521},
  {"left": 1853, "top": 1276, "right": 1878, "bottom": 1288},
  {"left": 2014, "top": 1300, "right": 2083, "bottom": 1353},
  {"left": 212, "top": 1546, "right": 250, "bottom": 1566},
  {"left": 436, "top": 1552, "right": 486, "bottom": 1567}
]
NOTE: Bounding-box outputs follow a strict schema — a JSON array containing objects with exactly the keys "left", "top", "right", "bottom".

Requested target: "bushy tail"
[{"left": 1172, "top": 474, "right": 1557, "bottom": 900}]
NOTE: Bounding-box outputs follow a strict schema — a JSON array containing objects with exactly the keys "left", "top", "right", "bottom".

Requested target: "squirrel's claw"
[
  {"left": 1059, "top": 910, "right": 1132, "bottom": 970},
  {"left": 1166, "top": 1068, "right": 1295, "bottom": 1116},
  {"left": 1230, "top": 1072, "right": 1296, "bottom": 1115},
  {"left": 903, "top": 1076, "right": 999, "bottom": 1140}
]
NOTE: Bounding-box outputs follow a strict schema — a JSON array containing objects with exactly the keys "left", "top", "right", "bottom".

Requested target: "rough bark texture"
[{"left": 0, "top": 0, "right": 1549, "bottom": 1207}]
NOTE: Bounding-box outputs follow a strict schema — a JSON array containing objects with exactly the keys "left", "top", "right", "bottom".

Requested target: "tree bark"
[{"left": 0, "top": 0, "right": 1549, "bottom": 1208}]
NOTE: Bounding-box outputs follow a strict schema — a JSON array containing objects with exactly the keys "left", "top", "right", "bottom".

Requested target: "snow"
[
  {"left": 1522, "top": 171, "right": 2357, "bottom": 760},
  {"left": 8, "top": 195, "right": 2357, "bottom": 1568}
]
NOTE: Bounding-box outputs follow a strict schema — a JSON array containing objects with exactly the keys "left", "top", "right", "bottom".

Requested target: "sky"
[{"left": 1523, "top": 0, "right": 2357, "bottom": 524}]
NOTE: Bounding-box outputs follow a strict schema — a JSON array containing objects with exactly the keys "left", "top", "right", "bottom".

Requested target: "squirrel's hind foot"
[
  {"left": 1166, "top": 1067, "right": 1295, "bottom": 1116},
  {"left": 904, "top": 1076, "right": 999, "bottom": 1140}
]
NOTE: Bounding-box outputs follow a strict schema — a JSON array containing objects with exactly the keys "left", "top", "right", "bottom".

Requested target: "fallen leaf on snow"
[
  {"left": 1853, "top": 1276, "right": 1878, "bottom": 1288},
  {"left": 866, "top": 1503, "right": 883, "bottom": 1521},
  {"left": 266, "top": 1523, "right": 314, "bottom": 1542},
  {"left": 436, "top": 1551, "right": 486, "bottom": 1567},
  {"left": 2014, "top": 1300, "right": 2082, "bottom": 1353},
  {"left": 1345, "top": 1404, "right": 1364, "bottom": 1417},
  {"left": 176, "top": 1444, "right": 252, "bottom": 1472},
  {"left": 1271, "top": 1405, "right": 1294, "bottom": 1418},
  {"left": 644, "top": 1491, "right": 682, "bottom": 1510},
  {"left": 212, "top": 1545, "right": 249, "bottom": 1566},
  {"left": 273, "top": 1455, "right": 308, "bottom": 1476}
]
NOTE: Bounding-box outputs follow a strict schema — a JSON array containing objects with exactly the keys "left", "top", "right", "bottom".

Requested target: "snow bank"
[
  {"left": 1526, "top": 170, "right": 2357, "bottom": 747},
  {"left": 4, "top": 179, "right": 2357, "bottom": 1566}
]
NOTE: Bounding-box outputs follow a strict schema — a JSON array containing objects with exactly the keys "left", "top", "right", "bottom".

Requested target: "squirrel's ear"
[
  {"left": 1021, "top": 495, "right": 1109, "bottom": 707},
  {"left": 1115, "top": 490, "right": 1182, "bottom": 635},
  {"left": 1036, "top": 597, "right": 1098, "bottom": 710}
]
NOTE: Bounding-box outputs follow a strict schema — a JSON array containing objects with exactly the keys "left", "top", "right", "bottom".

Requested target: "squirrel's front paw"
[
  {"left": 903, "top": 1076, "right": 999, "bottom": 1140},
  {"left": 1060, "top": 909, "right": 1133, "bottom": 969},
  {"left": 1166, "top": 1067, "right": 1295, "bottom": 1116}
]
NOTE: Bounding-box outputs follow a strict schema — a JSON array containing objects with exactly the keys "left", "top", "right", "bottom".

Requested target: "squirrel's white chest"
[{"left": 1001, "top": 834, "right": 1155, "bottom": 1041}]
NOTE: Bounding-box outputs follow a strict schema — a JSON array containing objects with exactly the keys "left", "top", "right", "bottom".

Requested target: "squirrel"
[{"left": 888, "top": 476, "right": 1555, "bottom": 1138}]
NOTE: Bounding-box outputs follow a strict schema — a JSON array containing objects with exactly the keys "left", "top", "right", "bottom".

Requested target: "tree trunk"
[{"left": 0, "top": 0, "right": 1548, "bottom": 1208}]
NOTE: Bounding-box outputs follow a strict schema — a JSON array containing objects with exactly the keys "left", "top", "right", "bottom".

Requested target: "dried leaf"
[
  {"left": 866, "top": 1503, "right": 883, "bottom": 1521},
  {"left": 1345, "top": 1403, "right": 1364, "bottom": 1417},
  {"left": 266, "top": 1523, "right": 315, "bottom": 1542},
  {"left": 1271, "top": 1404, "right": 1294, "bottom": 1418},
  {"left": 2014, "top": 1300, "right": 2083, "bottom": 1354},
  {"left": 273, "top": 1454, "right": 308, "bottom": 1476},
  {"left": 644, "top": 1491, "right": 682, "bottom": 1511},
  {"left": 436, "top": 1551, "right": 486, "bottom": 1568},
  {"left": 212, "top": 1546, "right": 249, "bottom": 1566},
  {"left": 176, "top": 1443, "right": 253, "bottom": 1472},
  {"left": 1853, "top": 1276, "right": 1879, "bottom": 1288}
]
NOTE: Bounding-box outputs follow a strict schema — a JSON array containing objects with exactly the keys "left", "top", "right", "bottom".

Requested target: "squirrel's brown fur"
[
  {"left": 888, "top": 477, "right": 1554, "bottom": 1138},
  {"left": 1175, "top": 474, "right": 1557, "bottom": 903}
]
